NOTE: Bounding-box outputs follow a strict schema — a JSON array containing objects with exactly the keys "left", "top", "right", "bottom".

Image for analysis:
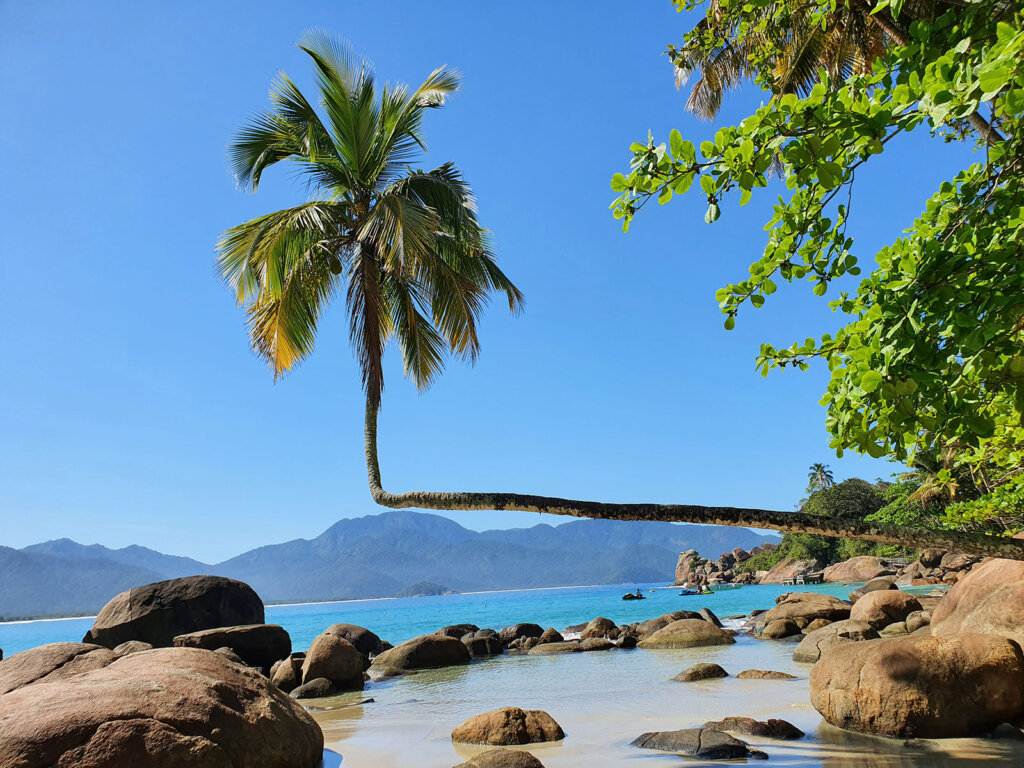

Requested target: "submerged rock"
[
  {"left": 636, "top": 619, "right": 735, "bottom": 649},
  {"left": 453, "top": 749, "right": 546, "bottom": 768},
  {"left": 527, "top": 641, "right": 580, "bottom": 655},
  {"left": 0, "top": 647, "right": 323, "bottom": 768},
  {"left": 810, "top": 633, "right": 1024, "bottom": 737},
  {"left": 673, "top": 663, "right": 728, "bottom": 682},
  {"left": 291, "top": 677, "right": 336, "bottom": 699},
  {"left": 451, "top": 707, "right": 565, "bottom": 745},
  {"left": 736, "top": 669, "right": 797, "bottom": 680},
  {"left": 631, "top": 728, "right": 767, "bottom": 759},
  {"left": 83, "top": 575, "right": 264, "bottom": 649},
  {"left": 704, "top": 716, "right": 804, "bottom": 740}
]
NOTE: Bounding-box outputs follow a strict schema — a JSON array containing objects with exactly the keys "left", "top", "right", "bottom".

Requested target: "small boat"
[
  {"left": 678, "top": 589, "right": 713, "bottom": 597},
  {"left": 709, "top": 583, "right": 742, "bottom": 591},
  {"left": 622, "top": 592, "right": 646, "bottom": 601}
]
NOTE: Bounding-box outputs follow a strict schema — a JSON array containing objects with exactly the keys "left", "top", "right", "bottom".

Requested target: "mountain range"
[{"left": 0, "top": 510, "right": 778, "bottom": 620}]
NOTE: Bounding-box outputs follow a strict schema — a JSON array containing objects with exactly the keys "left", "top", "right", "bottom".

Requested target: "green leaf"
[
  {"left": 861, "top": 371, "right": 883, "bottom": 393},
  {"left": 705, "top": 202, "right": 721, "bottom": 224},
  {"left": 610, "top": 173, "right": 629, "bottom": 192}
]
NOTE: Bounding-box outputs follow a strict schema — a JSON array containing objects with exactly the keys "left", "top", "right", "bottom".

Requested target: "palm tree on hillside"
[
  {"left": 807, "top": 463, "right": 835, "bottom": 494},
  {"left": 219, "top": 31, "right": 1024, "bottom": 561},
  {"left": 671, "top": 0, "right": 1003, "bottom": 144}
]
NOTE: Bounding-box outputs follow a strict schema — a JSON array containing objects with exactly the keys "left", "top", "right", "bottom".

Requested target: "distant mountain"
[{"left": 1, "top": 511, "right": 778, "bottom": 619}]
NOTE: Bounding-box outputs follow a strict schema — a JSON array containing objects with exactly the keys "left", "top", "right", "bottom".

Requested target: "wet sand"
[{"left": 310, "top": 631, "right": 1024, "bottom": 767}]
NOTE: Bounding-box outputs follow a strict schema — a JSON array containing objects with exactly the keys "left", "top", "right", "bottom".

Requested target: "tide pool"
[{"left": 4, "top": 581, "right": 865, "bottom": 657}]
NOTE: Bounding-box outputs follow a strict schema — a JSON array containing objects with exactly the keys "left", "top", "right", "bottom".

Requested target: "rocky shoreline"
[{"left": 2, "top": 549, "right": 1024, "bottom": 766}]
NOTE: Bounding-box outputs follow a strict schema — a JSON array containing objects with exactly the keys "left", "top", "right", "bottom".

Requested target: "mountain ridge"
[{"left": 1, "top": 510, "right": 779, "bottom": 619}]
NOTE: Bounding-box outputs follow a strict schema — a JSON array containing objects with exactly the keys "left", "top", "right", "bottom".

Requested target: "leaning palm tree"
[
  {"left": 806, "top": 463, "right": 835, "bottom": 493},
  {"left": 219, "top": 31, "right": 1024, "bottom": 561}
]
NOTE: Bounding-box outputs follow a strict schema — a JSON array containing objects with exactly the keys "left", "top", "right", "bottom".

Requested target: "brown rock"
[
  {"left": 301, "top": 633, "right": 364, "bottom": 690},
  {"left": 112, "top": 641, "right": 153, "bottom": 656},
  {"left": 270, "top": 654, "right": 304, "bottom": 693},
  {"left": 760, "top": 593, "right": 851, "bottom": 627},
  {"left": 824, "top": 556, "right": 896, "bottom": 583},
  {"left": 527, "top": 641, "right": 581, "bottom": 655},
  {"left": 498, "top": 624, "right": 543, "bottom": 646},
  {"left": 637, "top": 619, "right": 735, "bottom": 649},
  {"left": 580, "top": 638, "right": 615, "bottom": 652},
  {"left": 322, "top": 623, "right": 385, "bottom": 658},
  {"left": 370, "top": 633, "right": 471, "bottom": 675},
  {"left": 940, "top": 552, "right": 977, "bottom": 571},
  {"left": 172, "top": 624, "right": 290, "bottom": 671},
  {"left": 453, "top": 749, "right": 546, "bottom": 768},
  {"left": 736, "top": 669, "right": 797, "bottom": 679},
  {"left": 759, "top": 557, "right": 821, "bottom": 585},
  {"left": 580, "top": 617, "right": 615, "bottom": 640},
  {"left": 634, "top": 611, "right": 701, "bottom": 638},
  {"left": 761, "top": 619, "right": 801, "bottom": 639},
  {"left": 0, "top": 647, "right": 323, "bottom": 768},
  {"left": 631, "top": 728, "right": 767, "bottom": 759},
  {"left": 931, "top": 558, "right": 1024, "bottom": 647},
  {"left": 792, "top": 619, "right": 879, "bottom": 664},
  {"left": 810, "top": 633, "right": 1024, "bottom": 737},
  {"left": 291, "top": 677, "right": 335, "bottom": 699},
  {"left": 849, "top": 577, "right": 898, "bottom": 603},
  {"left": 906, "top": 611, "right": 932, "bottom": 633},
  {"left": 0, "top": 643, "right": 116, "bottom": 695},
  {"left": 919, "top": 548, "right": 946, "bottom": 568},
  {"left": 537, "top": 628, "right": 563, "bottom": 645},
  {"left": 437, "top": 624, "right": 480, "bottom": 639},
  {"left": 850, "top": 590, "right": 922, "bottom": 629},
  {"left": 803, "top": 619, "right": 831, "bottom": 632},
  {"left": 704, "top": 716, "right": 804, "bottom": 740},
  {"left": 616, "top": 634, "right": 638, "bottom": 649},
  {"left": 451, "top": 708, "right": 564, "bottom": 746},
  {"left": 673, "top": 663, "right": 727, "bottom": 682},
  {"left": 463, "top": 631, "right": 503, "bottom": 658}
]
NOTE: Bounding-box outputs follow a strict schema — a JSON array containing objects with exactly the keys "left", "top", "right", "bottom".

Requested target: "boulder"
[
  {"left": 906, "top": 611, "right": 932, "bottom": 633},
  {"left": 112, "top": 641, "right": 153, "bottom": 656},
  {"left": 580, "top": 617, "right": 615, "bottom": 640},
  {"left": 940, "top": 552, "right": 977, "bottom": 571},
  {"left": 850, "top": 590, "right": 922, "bottom": 630},
  {"left": 634, "top": 611, "right": 701, "bottom": 638},
  {"left": 463, "top": 631, "right": 504, "bottom": 658},
  {"left": 637, "top": 619, "right": 735, "bottom": 649},
  {"left": 498, "top": 624, "right": 543, "bottom": 646},
  {"left": 0, "top": 647, "right": 323, "bottom": 768},
  {"left": 214, "top": 647, "right": 246, "bottom": 665},
  {"left": 931, "top": 558, "right": 1024, "bottom": 647},
  {"left": 0, "top": 643, "right": 117, "bottom": 695},
  {"left": 803, "top": 619, "right": 831, "bottom": 632},
  {"left": 451, "top": 708, "right": 564, "bottom": 745},
  {"left": 824, "top": 556, "right": 895, "bottom": 583},
  {"left": 83, "top": 576, "right": 264, "bottom": 649},
  {"left": 270, "top": 654, "right": 304, "bottom": 693},
  {"left": 673, "top": 663, "right": 727, "bottom": 682},
  {"left": 616, "top": 634, "right": 638, "bottom": 649},
  {"left": 453, "top": 749, "right": 545, "bottom": 768},
  {"left": 879, "top": 622, "right": 909, "bottom": 636},
  {"left": 631, "top": 728, "right": 767, "bottom": 759},
  {"left": 919, "top": 548, "right": 946, "bottom": 568},
  {"left": 437, "top": 624, "right": 480, "bottom": 640},
  {"left": 758, "top": 557, "right": 821, "bottom": 584},
  {"left": 810, "top": 633, "right": 1024, "bottom": 737},
  {"left": 736, "top": 669, "right": 797, "bottom": 679},
  {"left": 580, "top": 638, "right": 615, "bottom": 652},
  {"left": 792, "top": 619, "right": 879, "bottom": 663},
  {"left": 370, "top": 633, "right": 471, "bottom": 675},
  {"left": 733, "top": 547, "right": 751, "bottom": 562},
  {"left": 172, "top": 624, "right": 290, "bottom": 671},
  {"left": 760, "top": 592, "right": 850, "bottom": 627},
  {"left": 704, "top": 717, "right": 803, "bottom": 740},
  {"left": 537, "top": 628, "right": 563, "bottom": 645},
  {"left": 322, "top": 623, "right": 385, "bottom": 658},
  {"left": 527, "top": 641, "right": 581, "bottom": 655},
  {"left": 291, "top": 677, "right": 335, "bottom": 699},
  {"left": 698, "top": 607, "right": 723, "bottom": 628},
  {"left": 301, "top": 634, "right": 364, "bottom": 690},
  {"left": 675, "top": 549, "right": 700, "bottom": 585},
  {"left": 849, "top": 577, "right": 898, "bottom": 603},
  {"left": 761, "top": 619, "right": 801, "bottom": 639}
]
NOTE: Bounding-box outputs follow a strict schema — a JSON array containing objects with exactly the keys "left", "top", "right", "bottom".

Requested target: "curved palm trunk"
[{"left": 365, "top": 396, "right": 1024, "bottom": 560}]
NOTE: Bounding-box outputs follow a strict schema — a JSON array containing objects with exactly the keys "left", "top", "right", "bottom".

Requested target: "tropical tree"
[
  {"left": 806, "top": 463, "right": 835, "bottom": 493},
  {"left": 220, "top": 31, "right": 1024, "bottom": 561}
]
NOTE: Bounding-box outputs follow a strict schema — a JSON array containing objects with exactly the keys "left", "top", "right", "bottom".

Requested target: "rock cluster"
[
  {"left": 894, "top": 549, "right": 982, "bottom": 586},
  {"left": 674, "top": 545, "right": 772, "bottom": 586}
]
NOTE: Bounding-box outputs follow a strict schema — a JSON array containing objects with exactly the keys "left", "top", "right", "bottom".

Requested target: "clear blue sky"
[{"left": 0, "top": 1, "right": 975, "bottom": 562}]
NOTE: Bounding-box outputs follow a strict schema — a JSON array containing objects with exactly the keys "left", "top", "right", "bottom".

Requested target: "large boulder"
[
  {"left": 370, "top": 633, "right": 471, "bottom": 676},
  {"left": 758, "top": 557, "right": 821, "bottom": 584},
  {"left": 675, "top": 550, "right": 700, "bottom": 585},
  {"left": 637, "top": 619, "right": 735, "bottom": 649},
  {"left": 451, "top": 707, "right": 564, "bottom": 745},
  {"left": 810, "top": 633, "right": 1024, "bottom": 737},
  {"left": 792, "top": 619, "right": 879, "bottom": 664},
  {"left": 83, "top": 576, "right": 264, "bottom": 649},
  {"left": 498, "top": 624, "right": 543, "bottom": 646},
  {"left": 634, "top": 611, "right": 701, "bottom": 638},
  {"left": 631, "top": 728, "right": 766, "bottom": 759},
  {"left": 580, "top": 617, "right": 615, "bottom": 639},
  {"left": 848, "top": 577, "right": 898, "bottom": 603},
  {"left": 172, "top": 624, "right": 290, "bottom": 671},
  {"left": 453, "top": 749, "right": 545, "bottom": 768},
  {"left": 760, "top": 592, "right": 850, "bottom": 628},
  {"left": 850, "top": 590, "right": 922, "bottom": 630},
  {"left": 824, "top": 556, "right": 895, "bottom": 583},
  {"left": 931, "top": 558, "right": 1024, "bottom": 647},
  {"left": 527, "top": 641, "right": 581, "bottom": 655},
  {"left": 437, "top": 624, "right": 480, "bottom": 639},
  {"left": 322, "top": 623, "right": 385, "bottom": 658},
  {"left": 463, "top": 630, "right": 503, "bottom": 658},
  {"left": 0, "top": 643, "right": 117, "bottom": 695},
  {"left": 270, "top": 654, "right": 305, "bottom": 694},
  {"left": 0, "top": 647, "right": 323, "bottom": 768},
  {"left": 537, "top": 628, "right": 563, "bottom": 645},
  {"left": 301, "top": 634, "right": 364, "bottom": 691}
]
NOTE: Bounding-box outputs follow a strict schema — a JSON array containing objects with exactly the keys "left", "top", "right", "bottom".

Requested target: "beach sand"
[{"left": 310, "top": 631, "right": 1024, "bottom": 767}]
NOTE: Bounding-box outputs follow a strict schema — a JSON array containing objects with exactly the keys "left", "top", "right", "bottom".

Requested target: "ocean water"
[
  {"left": 0, "top": 581, "right": 861, "bottom": 656},
  {"left": 4, "top": 581, "right": 1019, "bottom": 767}
]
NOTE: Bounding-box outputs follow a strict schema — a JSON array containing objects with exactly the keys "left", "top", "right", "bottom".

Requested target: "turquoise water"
[{"left": 1, "top": 581, "right": 861, "bottom": 657}]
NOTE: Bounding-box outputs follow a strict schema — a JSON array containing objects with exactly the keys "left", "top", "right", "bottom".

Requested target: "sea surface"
[{"left": 4, "top": 581, "right": 1022, "bottom": 767}]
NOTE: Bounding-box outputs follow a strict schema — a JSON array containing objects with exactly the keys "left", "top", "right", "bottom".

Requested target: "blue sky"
[{"left": 0, "top": 1, "right": 976, "bottom": 562}]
